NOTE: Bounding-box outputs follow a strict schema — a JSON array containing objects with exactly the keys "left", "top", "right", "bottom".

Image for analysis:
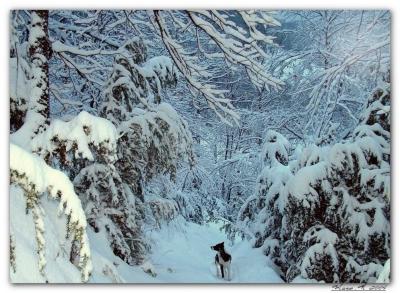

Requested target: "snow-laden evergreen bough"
[
  {"left": 10, "top": 144, "right": 92, "bottom": 282},
  {"left": 239, "top": 85, "right": 390, "bottom": 283},
  {"left": 237, "top": 130, "right": 292, "bottom": 275},
  {"left": 66, "top": 37, "right": 194, "bottom": 266},
  {"left": 26, "top": 105, "right": 148, "bottom": 266}
]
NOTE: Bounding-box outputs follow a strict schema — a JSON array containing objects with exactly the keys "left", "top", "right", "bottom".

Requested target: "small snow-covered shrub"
[
  {"left": 147, "top": 197, "right": 179, "bottom": 228},
  {"left": 141, "top": 261, "right": 157, "bottom": 277},
  {"left": 142, "top": 171, "right": 213, "bottom": 228},
  {"left": 73, "top": 163, "right": 147, "bottom": 265}
]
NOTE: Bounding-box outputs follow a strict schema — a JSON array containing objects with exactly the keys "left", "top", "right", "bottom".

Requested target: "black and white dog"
[{"left": 211, "top": 242, "right": 232, "bottom": 281}]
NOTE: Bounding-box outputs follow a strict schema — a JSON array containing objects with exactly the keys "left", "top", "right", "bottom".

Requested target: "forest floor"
[
  {"left": 89, "top": 219, "right": 284, "bottom": 283},
  {"left": 11, "top": 187, "right": 283, "bottom": 283}
]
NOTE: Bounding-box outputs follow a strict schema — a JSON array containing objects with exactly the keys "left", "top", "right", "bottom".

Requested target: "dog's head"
[{"left": 211, "top": 242, "right": 225, "bottom": 252}]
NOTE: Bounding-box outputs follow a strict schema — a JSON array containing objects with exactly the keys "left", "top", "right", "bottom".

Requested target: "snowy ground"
[
  {"left": 89, "top": 219, "right": 283, "bottom": 283},
  {"left": 11, "top": 186, "right": 283, "bottom": 284}
]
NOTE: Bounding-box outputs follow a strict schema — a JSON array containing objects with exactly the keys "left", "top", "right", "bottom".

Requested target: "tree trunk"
[{"left": 27, "top": 10, "right": 51, "bottom": 134}]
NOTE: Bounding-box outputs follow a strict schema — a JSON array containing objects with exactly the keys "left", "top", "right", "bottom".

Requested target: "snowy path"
[{"left": 89, "top": 220, "right": 283, "bottom": 283}]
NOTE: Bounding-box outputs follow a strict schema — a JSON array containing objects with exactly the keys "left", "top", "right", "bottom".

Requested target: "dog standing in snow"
[{"left": 211, "top": 242, "right": 232, "bottom": 281}]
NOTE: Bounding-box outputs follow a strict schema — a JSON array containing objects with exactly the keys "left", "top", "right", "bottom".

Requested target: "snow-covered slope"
[
  {"left": 11, "top": 206, "right": 282, "bottom": 283},
  {"left": 10, "top": 185, "right": 82, "bottom": 283}
]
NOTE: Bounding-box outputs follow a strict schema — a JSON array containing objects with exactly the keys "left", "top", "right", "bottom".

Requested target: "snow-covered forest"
[{"left": 9, "top": 10, "right": 390, "bottom": 283}]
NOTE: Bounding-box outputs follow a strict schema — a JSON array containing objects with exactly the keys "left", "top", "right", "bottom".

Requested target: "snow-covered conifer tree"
[
  {"left": 240, "top": 82, "right": 390, "bottom": 283},
  {"left": 268, "top": 85, "right": 390, "bottom": 283},
  {"left": 238, "top": 130, "right": 292, "bottom": 274},
  {"left": 10, "top": 11, "right": 93, "bottom": 283},
  {"left": 83, "top": 37, "right": 194, "bottom": 264}
]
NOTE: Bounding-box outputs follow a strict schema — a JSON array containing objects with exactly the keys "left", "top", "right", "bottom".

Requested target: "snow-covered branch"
[{"left": 10, "top": 143, "right": 92, "bottom": 282}]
